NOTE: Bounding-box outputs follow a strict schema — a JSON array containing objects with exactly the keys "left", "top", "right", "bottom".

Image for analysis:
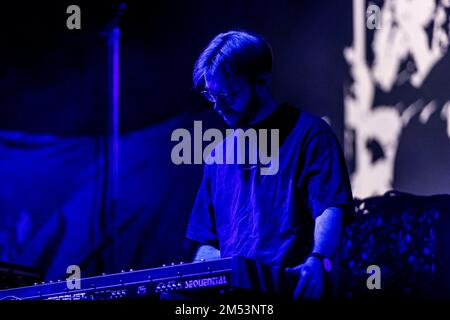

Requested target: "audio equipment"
[{"left": 0, "top": 256, "right": 288, "bottom": 300}]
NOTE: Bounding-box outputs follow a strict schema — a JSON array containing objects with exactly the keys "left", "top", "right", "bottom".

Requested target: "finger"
[
  {"left": 303, "top": 280, "right": 318, "bottom": 300},
  {"left": 285, "top": 266, "right": 302, "bottom": 273},
  {"left": 294, "top": 272, "right": 312, "bottom": 300},
  {"left": 293, "top": 275, "right": 307, "bottom": 300},
  {"left": 313, "top": 286, "right": 323, "bottom": 301},
  {"left": 285, "top": 267, "right": 301, "bottom": 288},
  {"left": 310, "top": 283, "right": 322, "bottom": 301},
  {"left": 310, "top": 282, "right": 324, "bottom": 301}
]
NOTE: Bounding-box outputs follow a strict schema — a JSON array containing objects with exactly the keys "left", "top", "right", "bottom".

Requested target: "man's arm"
[
  {"left": 287, "top": 206, "right": 343, "bottom": 300},
  {"left": 193, "top": 245, "right": 221, "bottom": 261},
  {"left": 312, "top": 206, "right": 343, "bottom": 258}
]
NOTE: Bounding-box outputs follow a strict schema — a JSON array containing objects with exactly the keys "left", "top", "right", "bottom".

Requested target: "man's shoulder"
[{"left": 286, "top": 105, "right": 334, "bottom": 138}]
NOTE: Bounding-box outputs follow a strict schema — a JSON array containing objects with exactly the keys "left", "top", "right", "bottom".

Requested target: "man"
[{"left": 186, "top": 30, "right": 354, "bottom": 300}]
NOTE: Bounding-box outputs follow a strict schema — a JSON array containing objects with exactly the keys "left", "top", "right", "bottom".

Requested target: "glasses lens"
[{"left": 201, "top": 90, "right": 215, "bottom": 103}]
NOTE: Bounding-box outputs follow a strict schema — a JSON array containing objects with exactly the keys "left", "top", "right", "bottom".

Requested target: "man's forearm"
[{"left": 312, "top": 207, "right": 343, "bottom": 259}]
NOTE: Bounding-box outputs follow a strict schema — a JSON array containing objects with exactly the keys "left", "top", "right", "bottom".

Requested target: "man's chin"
[
  {"left": 223, "top": 119, "right": 236, "bottom": 127},
  {"left": 220, "top": 112, "right": 239, "bottom": 127},
  {"left": 222, "top": 116, "right": 243, "bottom": 128}
]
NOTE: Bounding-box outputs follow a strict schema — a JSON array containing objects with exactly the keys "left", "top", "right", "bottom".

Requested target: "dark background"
[
  {"left": 0, "top": 0, "right": 351, "bottom": 136},
  {"left": 0, "top": 0, "right": 448, "bottom": 283}
]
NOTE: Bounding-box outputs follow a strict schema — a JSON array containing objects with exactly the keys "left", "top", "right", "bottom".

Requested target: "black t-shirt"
[{"left": 187, "top": 104, "right": 354, "bottom": 268}]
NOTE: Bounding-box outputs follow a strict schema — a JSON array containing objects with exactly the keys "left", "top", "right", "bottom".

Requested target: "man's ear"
[{"left": 255, "top": 72, "right": 271, "bottom": 88}]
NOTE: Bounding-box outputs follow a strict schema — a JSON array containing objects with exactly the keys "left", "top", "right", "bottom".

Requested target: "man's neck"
[{"left": 248, "top": 92, "right": 278, "bottom": 126}]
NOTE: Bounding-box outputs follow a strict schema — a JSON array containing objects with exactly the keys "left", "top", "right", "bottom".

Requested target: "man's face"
[{"left": 204, "top": 72, "right": 257, "bottom": 127}]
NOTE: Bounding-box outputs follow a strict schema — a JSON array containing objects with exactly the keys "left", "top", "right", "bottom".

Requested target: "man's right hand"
[{"left": 285, "top": 256, "right": 324, "bottom": 301}]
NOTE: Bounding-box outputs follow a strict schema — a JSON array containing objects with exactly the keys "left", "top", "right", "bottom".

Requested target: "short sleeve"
[
  {"left": 186, "top": 166, "right": 219, "bottom": 247},
  {"left": 298, "top": 130, "right": 354, "bottom": 223}
]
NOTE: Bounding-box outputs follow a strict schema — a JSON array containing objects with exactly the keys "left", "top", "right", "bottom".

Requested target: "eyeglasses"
[{"left": 201, "top": 87, "right": 244, "bottom": 104}]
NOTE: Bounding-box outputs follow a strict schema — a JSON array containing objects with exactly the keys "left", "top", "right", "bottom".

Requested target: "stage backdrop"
[
  {"left": 0, "top": 0, "right": 449, "bottom": 281},
  {"left": 344, "top": 0, "right": 450, "bottom": 198}
]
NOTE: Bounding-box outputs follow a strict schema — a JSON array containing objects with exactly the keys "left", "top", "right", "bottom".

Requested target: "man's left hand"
[{"left": 286, "top": 256, "right": 324, "bottom": 300}]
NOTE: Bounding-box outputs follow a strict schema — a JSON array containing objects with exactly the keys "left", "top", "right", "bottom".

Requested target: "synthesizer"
[{"left": 0, "top": 256, "right": 290, "bottom": 300}]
